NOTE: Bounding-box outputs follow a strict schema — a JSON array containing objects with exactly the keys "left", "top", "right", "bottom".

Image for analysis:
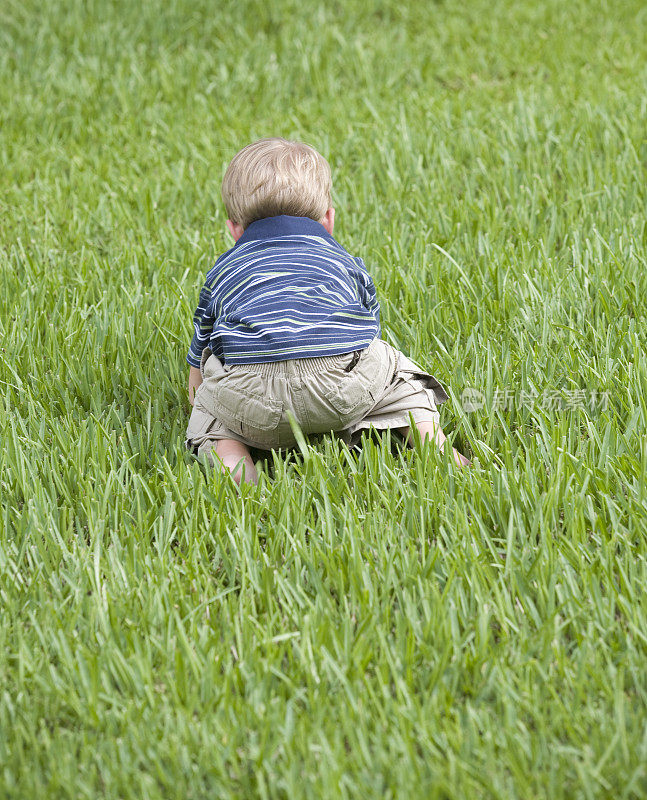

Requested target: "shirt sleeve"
[
  {"left": 186, "top": 283, "right": 215, "bottom": 367},
  {"left": 352, "top": 258, "right": 381, "bottom": 336}
]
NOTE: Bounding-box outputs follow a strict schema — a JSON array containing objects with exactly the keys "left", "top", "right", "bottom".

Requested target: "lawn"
[{"left": 1, "top": 0, "right": 646, "bottom": 797}]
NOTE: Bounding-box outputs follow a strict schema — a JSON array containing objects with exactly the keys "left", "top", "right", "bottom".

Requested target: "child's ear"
[
  {"left": 226, "top": 219, "right": 245, "bottom": 241},
  {"left": 320, "top": 207, "right": 335, "bottom": 235}
]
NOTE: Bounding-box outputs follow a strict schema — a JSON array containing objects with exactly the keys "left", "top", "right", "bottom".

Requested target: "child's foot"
[
  {"left": 448, "top": 445, "right": 471, "bottom": 468},
  {"left": 399, "top": 420, "right": 472, "bottom": 468}
]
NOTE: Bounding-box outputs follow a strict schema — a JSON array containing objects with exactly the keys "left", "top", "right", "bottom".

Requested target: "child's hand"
[{"left": 188, "top": 366, "right": 203, "bottom": 406}]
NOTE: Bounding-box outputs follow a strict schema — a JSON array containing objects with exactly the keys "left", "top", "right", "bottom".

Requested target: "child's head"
[{"left": 222, "top": 138, "right": 333, "bottom": 235}]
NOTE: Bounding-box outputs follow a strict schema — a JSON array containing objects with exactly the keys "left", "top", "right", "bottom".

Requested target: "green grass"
[{"left": 1, "top": 0, "right": 647, "bottom": 797}]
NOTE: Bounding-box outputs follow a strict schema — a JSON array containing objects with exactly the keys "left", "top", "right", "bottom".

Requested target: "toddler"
[{"left": 186, "top": 138, "right": 470, "bottom": 483}]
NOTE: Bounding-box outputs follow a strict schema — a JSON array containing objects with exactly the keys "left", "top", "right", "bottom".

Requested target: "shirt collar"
[{"left": 236, "top": 215, "right": 337, "bottom": 246}]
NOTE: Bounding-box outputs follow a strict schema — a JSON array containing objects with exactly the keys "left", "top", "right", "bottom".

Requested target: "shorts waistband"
[{"left": 228, "top": 350, "right": 362, "bottom": 377}]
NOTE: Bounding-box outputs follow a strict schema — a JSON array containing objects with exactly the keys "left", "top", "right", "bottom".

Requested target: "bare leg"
[
  {"left": 398, "top": 419, "right": 471, "bottom": 468},
  {"left": 212, "top": 438, "right": 258, "bottom": 485}
]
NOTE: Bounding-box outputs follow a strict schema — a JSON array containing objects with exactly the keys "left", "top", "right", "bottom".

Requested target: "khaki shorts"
[{"left": 186, "top": 338, "right": 449, "bottom": 458}]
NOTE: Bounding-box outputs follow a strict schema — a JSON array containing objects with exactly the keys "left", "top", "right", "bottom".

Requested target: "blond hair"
[{"left": 221, "top": 138, "right": 332, "bottom": 229}]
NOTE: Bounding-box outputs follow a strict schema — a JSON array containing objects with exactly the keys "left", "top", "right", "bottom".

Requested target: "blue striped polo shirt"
[{"left": 187, "top": 215, "right": 381, "bottom": 366}]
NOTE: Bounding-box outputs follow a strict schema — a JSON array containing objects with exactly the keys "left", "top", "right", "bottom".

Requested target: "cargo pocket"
[
  {"left": 319, "top": 346, "right": 389, "bottom": 426},
  {"left": 212, "top": 383, "right": 283, "bottom": 447},
  {"left": 319, "top": 378, "right": 373, "bottom": 426}
]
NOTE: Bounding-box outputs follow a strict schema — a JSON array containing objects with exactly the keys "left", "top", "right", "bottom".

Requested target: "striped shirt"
[{"left": 187, "top": 215, "right": 381, "bottom": 366}]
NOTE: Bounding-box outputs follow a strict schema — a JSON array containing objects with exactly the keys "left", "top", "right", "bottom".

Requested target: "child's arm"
[{"left": 188, "top": 366, "right": 203, "bottom": 406}]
